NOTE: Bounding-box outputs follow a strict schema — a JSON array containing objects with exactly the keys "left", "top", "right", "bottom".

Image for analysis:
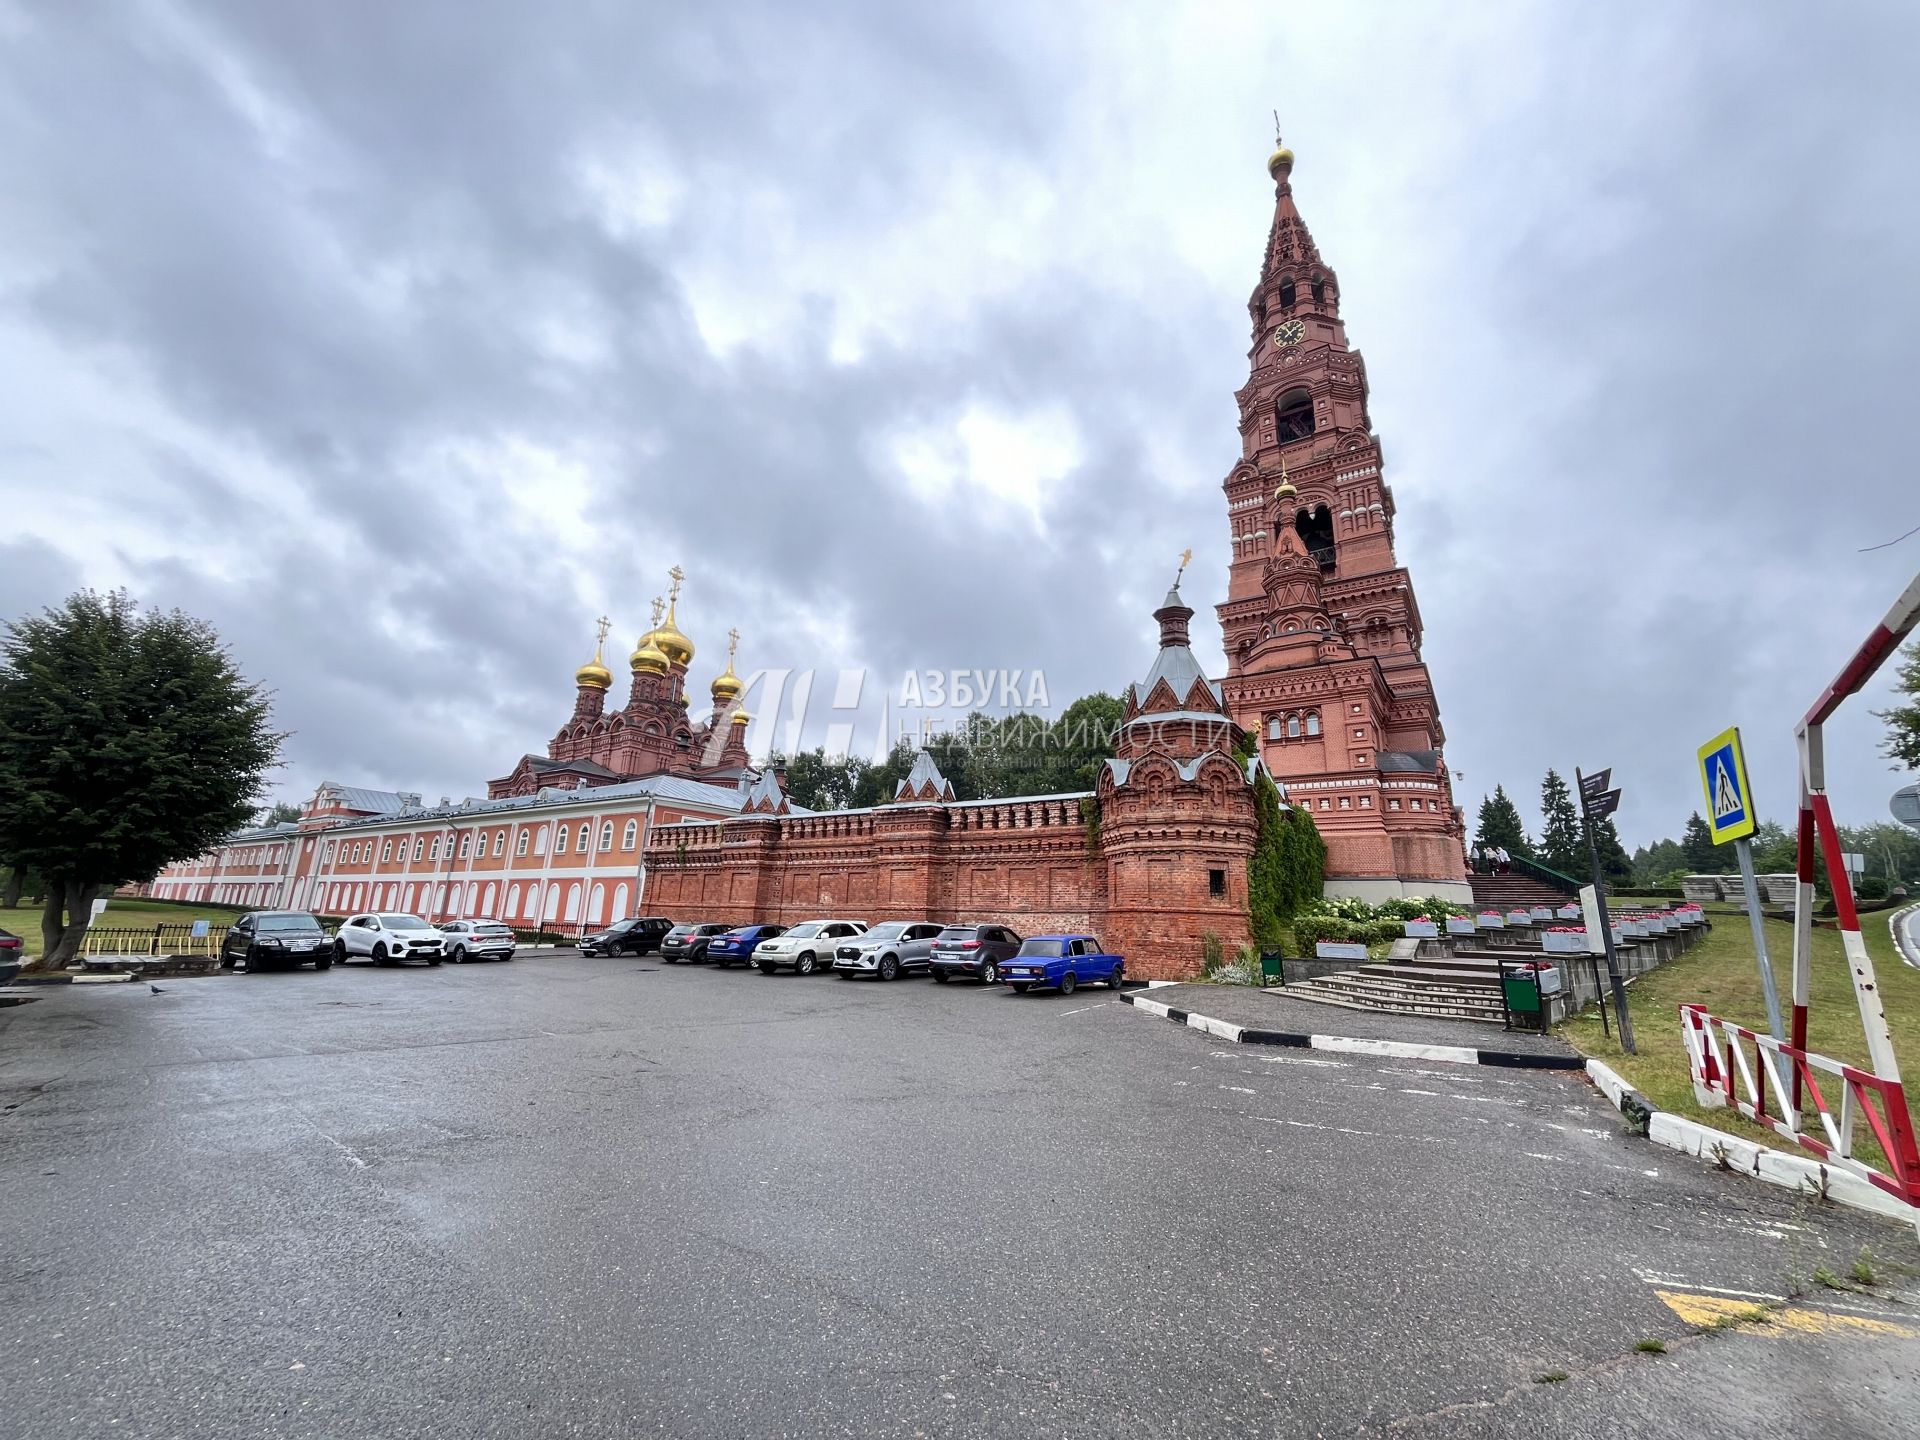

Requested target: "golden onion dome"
[
  {"left": 710, "top": 660, "right": 743, "bottom": 703},
  {"left": 630, "top": 636, "right": 670, "bottom": 674},
  {"left": 1268, "top": 142, "right": 1294, "bottom": 177},
  {"left": 652, "top": 600, "right": 694, "bottom": 668},
  {"left": 1274, "top": 480, "right": 1298, "bottom": 503},
  {"left": 575, "top": 656, "right": 613, "bottom": 689},
  {"left": 729, "top": 705, "right": 751, "bottom": 727}
]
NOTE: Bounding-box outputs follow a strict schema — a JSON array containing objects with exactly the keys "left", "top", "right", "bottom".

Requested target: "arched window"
[
  {"left": 1267, "top": 718, "right": 1282, "bottom": 742},
  {"left": 600, "top": 821, "right": 614, "bottom": 851},
  {"left": 622, "top": 820, "right": 638, "bottom": 850},
  {"left": 1276, "top": 388, "right": 1314, "bottom": 443},
  {"left": 516, "top": 830, "right": 530, "bottom": 857},
  {"left": 543, "top": 886, "right": 559, "bottom": 922},
  {"left": 1305, "top": 712, "right": 1321, "bottom": 737},
  {"left": 1278, "top": 278, "right": 1296, "bottom": 309},
  {"left": 493, "top": 830, "right": 505, "bottom": 857},
  {"left": 381, "top": 840, "right": 393, "bottom": 863},
  {"left": 1287, "top": 715, "right": 1301, "bottom": 738},
  {"left": 589, "top": 882, "right": 605, "bottom": 924},
  {"left": 457, "top": 833, "right": 471, "bottom": 859},
  {"left": 555, "top": 824, "right": 570, "bottom": 854},
  {"left": 483, "top": 882, "right": 497, "bottom": 914},
  {"left": 533, "top": 827, "right": 548, "bottom": 857},
  {"left": 1311, "top": 276, "right": 1326, "bottom": 304},
  {"left": 507, "top": 882, "right": 521, "bottom": 917},
  {"left": 612, "top": 882, "right": 630, "bottom": 919}
]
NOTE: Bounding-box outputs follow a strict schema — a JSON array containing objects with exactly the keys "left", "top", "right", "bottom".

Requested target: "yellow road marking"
[{"left": 1656, "top": 1290, "right": 1918, "bottom": 1338}]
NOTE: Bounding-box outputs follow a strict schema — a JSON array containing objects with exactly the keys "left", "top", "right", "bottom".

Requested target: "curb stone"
[
  {"left": 1583, "top": 1058, "right": 1920, "bottom": 1236},
  {"left": 5, "top": 972, "right": 138, "bottom": 986},
  {"left": 1890, "top": 903, "right": 1920, "bottom": 970},
  {"left": 1116, "top": 991, "right": 1585, "bottom": 1070}
]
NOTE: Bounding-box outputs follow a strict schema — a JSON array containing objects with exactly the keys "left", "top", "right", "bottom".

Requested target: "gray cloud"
[{"left": 2, "top": 0, "right": 1917, "bottom": 846}]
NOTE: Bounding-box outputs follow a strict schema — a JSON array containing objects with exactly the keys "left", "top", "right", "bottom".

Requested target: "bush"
[{"left": 1855, "top": 876, "right": 1889, "bottom": 901}]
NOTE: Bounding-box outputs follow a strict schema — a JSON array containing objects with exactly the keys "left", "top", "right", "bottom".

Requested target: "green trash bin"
[
  {"left": 1259, "top": 951, "right": 1285, "bottom": 987},
  {"left": 1502, "top": 965, "right": 1543, "bottom": 1027}
]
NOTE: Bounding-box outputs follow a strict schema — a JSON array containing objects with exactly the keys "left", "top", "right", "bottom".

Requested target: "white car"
[
  {"left": 832, "top": 921, "right": 946, "bottom": 980},
  {"left": 437, "top": 919, "right": 518, "bottom": 963},
  {"left": 754, "top": 919, "right": 867, "bottom": 976},
  {"left": 334, "top": 913, "right": 445, "bottom": 967}
]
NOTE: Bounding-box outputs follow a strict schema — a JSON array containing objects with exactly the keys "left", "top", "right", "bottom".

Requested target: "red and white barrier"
[{"left": 1681, "top": 570, "right": 1920, "bottom": 1214}]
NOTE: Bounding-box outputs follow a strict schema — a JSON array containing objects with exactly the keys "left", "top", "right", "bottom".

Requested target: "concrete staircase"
[
  {"left": 1284, "top": 957, "right": 1508, "bottom": 1024},
  {"left": 1468, "top": 872, "right": 1575, "bottom": 913}
]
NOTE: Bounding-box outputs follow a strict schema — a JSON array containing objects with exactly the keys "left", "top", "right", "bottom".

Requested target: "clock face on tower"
[{"left": 1271, "top": 319, "right": 1306, "bottom": 349}]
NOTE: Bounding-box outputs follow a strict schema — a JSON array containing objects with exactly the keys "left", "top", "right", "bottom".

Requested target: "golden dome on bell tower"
[
  {"left": 648, "top": 564, "right": 694, "bottom": 668},
  {"left": 575, "top": 616, "right": 614, "bottom": 689},
  {"left": 710, "top": 627, "right": 744, "bottom": 704}
]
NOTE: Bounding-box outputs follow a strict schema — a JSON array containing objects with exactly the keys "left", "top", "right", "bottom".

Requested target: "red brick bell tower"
[{"left": 1215, "top": 135, "right": 1468, "bottom": 901}]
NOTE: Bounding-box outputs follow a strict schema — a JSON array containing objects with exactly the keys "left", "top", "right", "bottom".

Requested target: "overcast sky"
[{"left": 4, "top": 1, "right": 1918, "bottom": 846}]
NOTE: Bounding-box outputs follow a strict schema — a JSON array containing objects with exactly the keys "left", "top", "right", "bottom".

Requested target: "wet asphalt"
[{"left": 2, "top": 953, "right": 1917, "bottom": 1438}]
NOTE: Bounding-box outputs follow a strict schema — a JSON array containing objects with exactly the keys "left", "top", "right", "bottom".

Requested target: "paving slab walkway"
[{"left": 1144, "top": 981, "right": 1577, "bottom": 1058}]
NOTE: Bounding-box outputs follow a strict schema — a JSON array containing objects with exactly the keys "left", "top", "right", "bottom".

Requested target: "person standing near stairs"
[{"left": 1494, "top": 845, "right": 1511, "bottom": 875}]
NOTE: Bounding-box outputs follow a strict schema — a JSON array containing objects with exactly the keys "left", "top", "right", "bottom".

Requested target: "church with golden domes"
[{"left": 486, "top": 564, "right": 756, "bottom": 799}]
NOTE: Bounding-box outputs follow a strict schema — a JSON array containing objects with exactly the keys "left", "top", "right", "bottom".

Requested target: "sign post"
[
  {"left": 1696, "top": 726, "right": 1782, "bottom": 1042},
  {"left": 1575, "top": 766, "right": 1634, "bottom": 1054}
]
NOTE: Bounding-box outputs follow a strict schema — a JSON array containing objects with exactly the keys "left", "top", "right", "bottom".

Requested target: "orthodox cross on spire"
[
  {"left": 667, "top": 564, "right": 685, "bottom": 604},
  {"left": 1273, "top": 109, "right": 1282, "bottom": 145},
  {"left": 1174, "top": 548, "right": 1192, "bottom": 588},
  {"left": 594, "top": 615, "right": 611, "bottom": 649},
  {"left": 649, "top": 595, "right": 665, "bottom": 629},
  {"left": 727, "top": 626, "right": 740, "bottom": 662}
]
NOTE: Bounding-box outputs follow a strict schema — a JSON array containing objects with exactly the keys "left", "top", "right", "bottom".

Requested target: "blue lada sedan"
[{"left": 999, "top": 935, "right": 1125, "bottom": 995}]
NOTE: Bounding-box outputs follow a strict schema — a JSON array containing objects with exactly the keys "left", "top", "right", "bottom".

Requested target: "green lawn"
[
  {"left": 1, "top": 898, "right": 250, "bottom": 936},
  {"left": 1561, "top": 901, "right": 1920, "bottom": 1161}
]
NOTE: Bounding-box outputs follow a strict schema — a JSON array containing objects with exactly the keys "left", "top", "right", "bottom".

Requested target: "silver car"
[
  {"left": 832, "top": 920, "right": 945, "bottom": 980},
  {"left": 754, "top": 919, "right": 866, "bottom": 975}
]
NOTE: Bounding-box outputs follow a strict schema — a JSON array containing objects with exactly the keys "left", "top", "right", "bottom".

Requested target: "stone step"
[
  {"left": 1306, "top": 979, "right": 1506, "bottom": 1012},
  {"left": 1283, "top": 981, "right": 1507, "bottom": 1022}
]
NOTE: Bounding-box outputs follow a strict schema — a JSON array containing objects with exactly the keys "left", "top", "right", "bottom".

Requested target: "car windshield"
[
  {"left": 1017, "top": 939, "right": 1065, "bottom": 958},
  {"left": 725, "top": 927, "right": 758, "bottom": 937},
  {"left": 935, "top": 926, "right": 977, "bottom": 941},
  {"left": 258, "top": 915, "right": 320, "bottom": 932},
  {"left": 378, "top": 914, "right": 427, "bottom": 929},
  {"left": 785, "top": 922, "right": 822, "bottom": 939},
  {"left": 606, "top": 919, "right": 638, "bottom": 933},
  {"left": 864, "top": 922, "right": 909, "bottom": 940}
]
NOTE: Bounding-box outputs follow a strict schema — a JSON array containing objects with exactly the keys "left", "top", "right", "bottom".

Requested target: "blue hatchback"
[
  {"left": 706, "top": 924, "right": 786, "bottom": 968},
  {"left": 998, "top": 935, "right": 1125, "bottom": 995}
]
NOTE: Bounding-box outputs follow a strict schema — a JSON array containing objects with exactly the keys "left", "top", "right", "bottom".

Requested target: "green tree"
[
  {"left": 1246, "top": 771, "right": 1288, "bottom": 946},
  {"left": 1473, "top": 784, "right": 1531, "bottom": 856},
  {"left": 850, "top": 736, "right": 920, "bottom": 808},
  {"left": 1680, "top": 811, "right": 1724, "bottom": 873},
  {"left": 261, "top": 800, "right": 304, "bottom": 825},
  {"left": 1588, "top": 813, "right": 1633, "bottom": 884},
  {"left": 0, "top": 590, "right": 281, "bottom": 969},
  {"left": 1630, "top": 837, "right": 1685, "bottom": 888},
  {"left": 1876, "top": 637, "right": 1920, "bottom": 771},
  {"left": 1538, "top": 769, "right": 1582, "bottom": 874},
  {"left": 766, "top": 747, "right": 873, "bottom": 812}
]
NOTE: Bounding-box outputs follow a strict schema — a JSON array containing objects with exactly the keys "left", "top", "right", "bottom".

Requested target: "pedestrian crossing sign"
[{"left": 1696, "top": 726, "right": 1757, "bottom": 844}]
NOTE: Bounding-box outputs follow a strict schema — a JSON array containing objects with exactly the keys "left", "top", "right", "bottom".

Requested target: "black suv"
[
  {"left": 659, "top": 922, "right": 732, "bottom": 963},
  {"left": 222, "top": 912, "right": 333, "bottom": 972},
  {"left": 577, "top": 916, "right": 674, "bottom": 957},
  {"left": 927, "top": 923, "right": 1023, "bottom": 983}
]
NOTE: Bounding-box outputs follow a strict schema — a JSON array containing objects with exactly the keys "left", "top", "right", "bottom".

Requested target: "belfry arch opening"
[
  {"left": 1294, "top": 504, "right": 1335, "bottom": 568},
  {"left": 1275, "top": 388, "right": 1314, "bottom": 443}
]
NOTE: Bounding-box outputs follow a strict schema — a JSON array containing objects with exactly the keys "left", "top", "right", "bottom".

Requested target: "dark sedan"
[
  {"left": 577, "top": 916, "right": 674, "bottom": 957},
  {"left": 659, "top": 922, "right": 732, "bottom": 964},
  {"left": 0, "top": 925, "right": 22, "bottom": 985},
  {"left": 705, "top": 924, "right": 785, "bottom": 967},
  {"left": 927, "top": 923, "right": 1023, "bottom": 983},
  {"left": 221, "top": 911, "right": 333, "bottom": 972}
]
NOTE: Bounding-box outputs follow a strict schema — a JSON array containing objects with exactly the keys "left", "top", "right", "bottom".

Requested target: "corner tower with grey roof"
[{"left": 1095, "top": 580, "right": 1258, "bottom": 974}]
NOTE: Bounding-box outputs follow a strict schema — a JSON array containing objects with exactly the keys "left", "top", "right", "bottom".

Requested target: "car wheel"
[
  {"left": 451, "top": 946, "right": 467, "bottom": 963},
  {"left": 333, "top": 940, "right": 348, "bottom": 964},
  {"left": 220, "top": 952, "right": 236, "bottom": 971},
  {"left": 1010, "top": 983, "right": 1029, "bottom": 994},
  {"left": 1059, "top": 972, "right": 1077, "bottom": 996},
  {"left": 759, "top": 962, "right": 776, "bottom": 975},
  {"left": 314, "top": 953, "right": 332, "bottom": 971},
  {"left": 428, "top": 955, "right": 442, "bottom": 966},
  {"left": 932, "top": 969, "right": 949, "bottom": 984},
  {"left": 1109, "top": 964, "right": 1125, "bottom": 990},
  {"left": 982, "top": 961, "right": 999, "bottom": 984},
  {"left": 796, "top": 953, "right": 816, "bottom": 976},
  {"left": 373, "top": 943, "right": 390, "bottom": 967},
  {"left": 248, "top": 951, "right": 271, "bottom": 973},
  {"left": 878, "top": 954, "right": 899, "bottom": 982}
]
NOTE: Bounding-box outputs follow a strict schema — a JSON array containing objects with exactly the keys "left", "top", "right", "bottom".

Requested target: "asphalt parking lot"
[{"left": 3, "top": 954, "right": 1917, "bottom": 1438}]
